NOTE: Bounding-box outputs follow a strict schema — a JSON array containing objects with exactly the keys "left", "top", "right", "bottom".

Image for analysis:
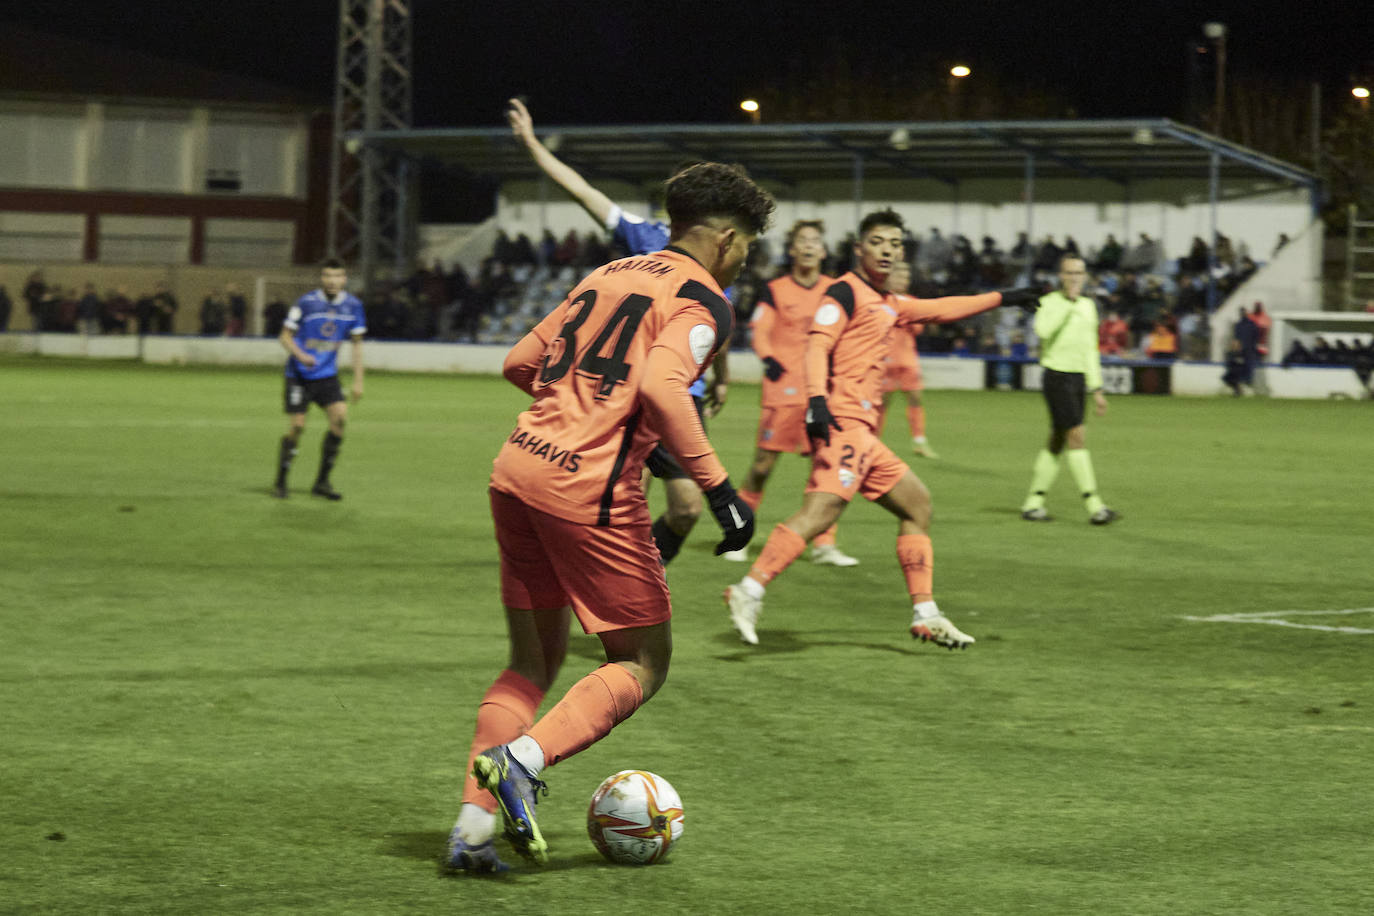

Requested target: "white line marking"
[{"left": 1183, "top": 608, "right": 1374, "bottom": 634}]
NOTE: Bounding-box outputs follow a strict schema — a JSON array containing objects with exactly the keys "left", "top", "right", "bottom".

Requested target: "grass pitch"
[{"left": 2, "top": 355, "right": 1371, "bottom": 915}]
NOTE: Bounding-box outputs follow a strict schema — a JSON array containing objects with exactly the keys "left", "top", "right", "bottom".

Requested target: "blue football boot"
[
  {"left": 471, "top": 746, "right": 549, "bottom": 864},
  {"left": 445, "top": 830, "right": 510, "bottom": 875}
]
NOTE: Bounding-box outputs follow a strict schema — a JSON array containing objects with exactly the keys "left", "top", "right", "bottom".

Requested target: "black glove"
[
  {"left": 805, "top": 395, "right": 842, "bottom": 446},
  {"left": 999, "top": 286, "right": 1043, "bottom": 310},
  {"left": 761, "top": 356, "right": 785, "bottom": 382},
  {"left": 704, "top": 480, "right": 755, "bottom": 555}
]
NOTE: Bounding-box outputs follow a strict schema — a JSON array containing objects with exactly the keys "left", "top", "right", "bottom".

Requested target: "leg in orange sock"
[
  {"left": 810, "top": 523, "right": 838, "bottom": 548},
  {"left": 907, "top": 404, "right": 925, "bottom": 440},
  {"left": 896, "top": 532, "right": 933, "bottom": 603},
  {"left": 746, "top": 523, "right": 808, "bottom": 588},
  {"left": 461, "top": 669, "right": 545, "bottom": 809},
  {"left": 525, "top": 663, "right": 644, "bottom": 767}
]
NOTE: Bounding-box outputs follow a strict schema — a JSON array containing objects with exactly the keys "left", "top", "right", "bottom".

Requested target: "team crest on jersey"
[
  {"left": 761, "top": 428, "right": 774, "bottom": 441},
  {"left": 815, "top": 303, "right": 841, "bottom": 326},
  {"left": 320, "top": 321, "right": 337, "bottom": 337},
  {"left": 688, "top": 324, "right": 715, "bottom": 366}
]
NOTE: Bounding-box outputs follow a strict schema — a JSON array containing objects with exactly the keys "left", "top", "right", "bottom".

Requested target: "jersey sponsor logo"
[
  {"left": 688, "top": 324, "right": 715, "bottom": 366},
  {"left": 305, "top": 339, "right": 342, "bottom": 351},
  {"left": 838, "top": 467, "right": 857, "bottom": 489},
  {"left": 507, "top": 427, "right": 583, "bottom": 473},
  {"left": 815, "top": 303, "right": 842, "bottom": 326}
]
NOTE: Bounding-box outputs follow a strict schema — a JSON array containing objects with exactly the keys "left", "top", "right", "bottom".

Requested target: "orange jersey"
[
  {"left": 750, "top": 273, "right": 832, "bottom": 407},
  {"left": 491, "top": 247, "right": 733, "bottom": 526},
  {"left": 805, "top": 272, "right": 1002, "bottom": 429},
  {"left": 884, "top": 321, "right": 924, "bottom": 373}
]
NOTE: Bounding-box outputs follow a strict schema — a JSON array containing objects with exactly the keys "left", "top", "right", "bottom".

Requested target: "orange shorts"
[
  {"left": 756, "top": 403, "right": 811, "bottom": 454},
  {"left": 883, "top": 363, "right": 922, "bottom": 393},
  {"left": 805, "top": 421, "right": 909, "bottom": 502},
  {"left": 489, "top": 487, "right": 670, "bottom": 633}
]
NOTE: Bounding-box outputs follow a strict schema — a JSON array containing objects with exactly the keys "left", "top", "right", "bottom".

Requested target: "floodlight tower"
[{"left": 327, "top": 0, "right": 413, "bottom": 289}]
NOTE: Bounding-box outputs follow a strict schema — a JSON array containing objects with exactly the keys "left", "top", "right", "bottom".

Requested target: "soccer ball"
[{"left": 586, "top": 770, "right": 684, "bottom": 865}]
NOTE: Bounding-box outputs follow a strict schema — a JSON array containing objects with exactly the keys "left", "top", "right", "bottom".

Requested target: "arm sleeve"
[
  {"left": 611, "top": 212, "right": 671, "bottom": 256},
  {"left": 501, "top": 303, "right": 563, "bottom": 396},
  {"left": 1084, "top": 302, "right": 1104, "bottom": 391},
  {"left": 803, "top": 304, "right": 848, "bottom": 400},
  {"left": 895, "top": 291, "right": 1003, "bottom": 325},
  {"left": 640, "top": 305, "right": 729, "bottom": 491},
  {"left": 750, "top": 286, "right": 776, "bottom": 359},
  {"left": 1033, "top": 295, "right": 1063, "bottom": 339}
]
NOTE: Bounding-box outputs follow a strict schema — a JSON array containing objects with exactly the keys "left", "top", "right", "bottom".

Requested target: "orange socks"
[
  {"left": 747, "top": 524, "right": 807, "bottom": 587},
  {"left": 526, "top": 663, "right": 644, "bottom": 767},
  {"left": 810, "top": 523, "right": 839, "bottom": 548},
  {"left": 908, "top": 405, "right": 925, "bottom": 439},
  {"left": 461, "top": 669, "right": 545, "bottom": 808},
  {"left": 896, "top": 533, "right": 933, "bottom": 603},
  {"left": 739, "top": 489, "right": 762, "bottom": 512}
]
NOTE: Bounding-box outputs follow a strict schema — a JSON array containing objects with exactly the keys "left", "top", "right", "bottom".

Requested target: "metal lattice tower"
[{"left": 327, "top": 0, "right": 413, "bottom": 288}]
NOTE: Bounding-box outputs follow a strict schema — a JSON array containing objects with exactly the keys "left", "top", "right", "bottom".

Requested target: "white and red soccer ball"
[{"left": 586, "top": 770, "right": 684, "bottom": 865}]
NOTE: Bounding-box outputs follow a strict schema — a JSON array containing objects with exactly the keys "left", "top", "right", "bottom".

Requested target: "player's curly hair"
[
  {"left": 858, "top": 208, "right": 904, "bottom": 237},
  {"left": 664, "top": 162, "right": 775, "bottom": 236},
  {"left": 786, "top": 219, "right": 825, "bottom": 248}
]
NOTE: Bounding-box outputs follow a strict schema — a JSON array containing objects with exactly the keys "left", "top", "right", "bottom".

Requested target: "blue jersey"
[
  {"left": 611, "top": 209, "right": 733, "bottom": 399},
  {"left": 283, "top": 289, "right": 367, "bottom": 380}
]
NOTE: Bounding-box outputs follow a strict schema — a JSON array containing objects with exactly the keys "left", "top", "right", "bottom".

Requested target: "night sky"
[{"left": 9, "top": 0, "right": 1373, "bottom": 126}]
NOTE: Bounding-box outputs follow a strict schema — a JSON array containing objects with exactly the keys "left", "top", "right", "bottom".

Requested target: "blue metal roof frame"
[{"left": 349, "top": 117, "right": 1317, "bottom": 191}]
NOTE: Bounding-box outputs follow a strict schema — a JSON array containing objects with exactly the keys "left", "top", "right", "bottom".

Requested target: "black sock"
[
  {"left": 316, "top": 431, "right": 342, "bottom": 485},
  {"left": 276, "top": 436, "right": 298, "bottom": 485},
  {"left": 652, "top": 516, "right": 686, "bottom": 565}
]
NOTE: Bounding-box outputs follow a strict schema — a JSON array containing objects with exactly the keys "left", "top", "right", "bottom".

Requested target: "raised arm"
[{"left": 507, "top": 98, "right": 615, "bottom": 227}]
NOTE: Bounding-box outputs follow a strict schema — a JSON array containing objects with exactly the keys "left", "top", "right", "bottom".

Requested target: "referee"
[{"left": 1020, "top": 255, "right": 1119, "bottom": 525}]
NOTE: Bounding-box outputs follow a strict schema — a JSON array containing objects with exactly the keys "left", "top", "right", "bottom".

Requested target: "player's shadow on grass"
[
  {"left": 711, "top": 628, "right": 924, "bottom": 660},
  {"left": 382, "top": 830, "right": 625, "bottom": 876}
]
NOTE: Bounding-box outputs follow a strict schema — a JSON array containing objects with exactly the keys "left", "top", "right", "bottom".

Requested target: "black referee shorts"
[
  {"left": 646, "top": 395, "right": 707, "bottom": 481},
  {"left": 1041, "top": 367, "right": 1087, "bottom": 431}
]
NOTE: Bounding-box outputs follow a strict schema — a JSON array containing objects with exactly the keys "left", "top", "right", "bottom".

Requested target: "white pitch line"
[{"left": 1183, "top": 608, "right": 1374, "bottom": 634}]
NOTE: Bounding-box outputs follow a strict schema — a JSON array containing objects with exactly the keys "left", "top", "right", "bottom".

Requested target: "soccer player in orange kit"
[
  {"left": 720, "top": 219, "right": 858, "bottom": 567},
  {"left": 877, "top": 259, "right": 938, "bottom": 458},
  {"left": 724, "top": 209, "right": 1039, "bottom": 648},
  {"left": 446, "top": 163, "right": 773, "bottom": 873}
]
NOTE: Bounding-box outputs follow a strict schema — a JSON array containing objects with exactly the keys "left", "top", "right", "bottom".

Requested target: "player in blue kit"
[
  {"left": 272, "top": 259, "right": 366, "bottom": 500},
  {"left": 507, "top": 98, "right": 729, "bottom": 563}
]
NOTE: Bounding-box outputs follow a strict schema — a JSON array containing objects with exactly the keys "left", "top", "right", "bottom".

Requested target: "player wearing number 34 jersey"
[
  {"left": 490, "top": 250, "right": 735, "bottom": 527},
  {"left": 447, "top": 163, "right": 774, "bottom": 875}
]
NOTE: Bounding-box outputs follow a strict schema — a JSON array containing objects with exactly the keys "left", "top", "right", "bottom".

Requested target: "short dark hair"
[
  {"left": 858, "top": 209, "right": 904, "bottom": 237},
  {"left": 320, "top": 258, "right": 346, "bottom": 271},
  {"left": 664, "top": 163, "right": 775, "bottom": 236},
  {"left": 1057, "top": 254, "right": 1086, "bottom": 271},
  {"left": 786, "top": 219, "right": 825, "bottom": 248}
]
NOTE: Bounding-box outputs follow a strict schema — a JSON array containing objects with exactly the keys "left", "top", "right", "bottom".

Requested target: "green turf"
[{"left": 2, "top": 355, "right": 1370, "bottom": 915}]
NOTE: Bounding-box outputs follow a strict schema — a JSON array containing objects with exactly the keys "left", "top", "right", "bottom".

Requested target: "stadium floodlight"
[
  {"left": 740, "top": 99, "right": 760, "bottom": 124},
  {"left": 1354, "top": 87, "right": 1371, "bottom": 100},
  {"left": 950, "top": 65, "right": 971, "bottom": 79},
  {"left": 1202, "top": 21, "right": 1226, "bottom": 39}
]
